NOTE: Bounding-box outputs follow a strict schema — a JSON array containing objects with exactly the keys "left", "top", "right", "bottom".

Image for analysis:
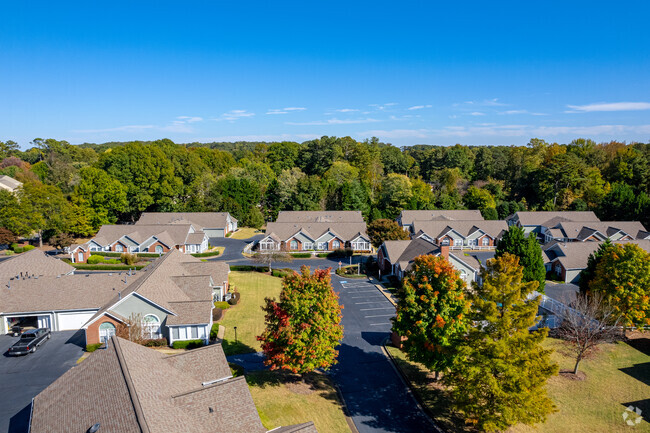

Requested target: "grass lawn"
[
  {"left": 387, "top": 336, "right": 650, "bottom": 433},
  {"left": 246, "top": 370, "right": 351, "bottom": 433},
  {"left": 230, "top": 227, "right": 263, "bottom": 239},
  {"left": 220, "top": 271, "right": 282, "bottom": 355}
]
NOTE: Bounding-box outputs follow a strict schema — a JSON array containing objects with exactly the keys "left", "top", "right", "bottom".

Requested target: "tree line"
[{"left": 1, "top": 136, "right": 649, "bottom": 244}]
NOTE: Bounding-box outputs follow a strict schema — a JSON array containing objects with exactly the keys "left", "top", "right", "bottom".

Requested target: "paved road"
[
  {"left": 329, "top": 276, "right": 436, "bottom": 433},
  {"left": 0, "top": 330, "right": 85, "bottom": 433}
]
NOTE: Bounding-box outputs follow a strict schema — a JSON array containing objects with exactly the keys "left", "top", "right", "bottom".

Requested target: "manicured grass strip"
[
  {"left": 246, "top": 370, "right": 351, "bottom": 433},
  {"left": 71, "top": 263, "right": 147, "bottom": 270},
  {"left": 230, "top": 227, "right": 263, "bottom": 239},
  {"left": 219, "top": 271, "right": 282, "bottom": 355},
  {"left": 191, "top": 247, "right": 224, "bottom": 257}
]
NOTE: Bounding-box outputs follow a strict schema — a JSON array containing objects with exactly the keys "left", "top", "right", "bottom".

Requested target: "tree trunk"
[
  {"left": 38, "top": 229, "right": 43, "bottom": 248},
  {"left": 573, "top": 358, "right": 581, "bottom": 375},
  {"left": 434, "top": 370, "right": 440, "bottom": 381}
]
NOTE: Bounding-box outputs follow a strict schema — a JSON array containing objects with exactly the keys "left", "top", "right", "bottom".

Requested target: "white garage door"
[
  {"left": 204, "top": 228, "right": 225, "bottom": 238},
  {"left": 56, "top": 312, "right": 96, "bottom": 330}
]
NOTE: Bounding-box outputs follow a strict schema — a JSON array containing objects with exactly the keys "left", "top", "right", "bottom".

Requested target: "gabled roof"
[
  {"left": 552, "top": 221, "right": 648, "bottom": 241},
  {"left": 381, "top": 240, "right": 412, "bottom": 263},
  {"left": 412, "top": 220, "right": 507, "bottom": 240},
  {"left": 509, "top": 211, "right": 599, "bottom": 227},
  {"left": 0, "top": 175, "right": 22, "bottom": 191},
  {"left": 265, "top": 221, "right": 368, "bottom": 242},
  {"left": 89, "top": 224, "right": 195, "bottom": 248},
  {"left": 276, "top": 210, "right": 364, "bottom": 224},
  {"left": 30, "top": 337, "right": 272, "bottom": 433},
  {"left": 0, "top": 248, "right": 74, "bottom": 282},
  {"left": 550, "top": 240, "right": 650, "bottom": 270},
  {"left": 399, "top": 209, "right": 484, "bottom": 226},
  {"left": 136, "top": 212, "right": 237, "bottom": 229}
]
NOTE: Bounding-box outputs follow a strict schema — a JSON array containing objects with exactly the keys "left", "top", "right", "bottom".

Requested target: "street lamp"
[{"left": 234, "top": 326, "right": 238, "bottom": 344}]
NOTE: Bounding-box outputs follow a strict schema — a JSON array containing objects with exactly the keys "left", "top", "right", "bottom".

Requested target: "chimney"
[{"left": 440, "top": 244, "right": 450, "bottom": 260}]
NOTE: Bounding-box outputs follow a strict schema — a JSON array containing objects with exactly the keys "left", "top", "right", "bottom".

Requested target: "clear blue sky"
[{"left": 2, "top": 1, "right": 649, "bottom": 147}]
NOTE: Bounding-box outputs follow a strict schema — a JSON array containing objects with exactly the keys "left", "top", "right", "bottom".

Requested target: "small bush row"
[
  {"left": 72, "top": 264, "right": 147, "bottom": 271},
  {"left": 172, "top": 339, "right": 205, "bottom": 350},
  {"left": 143, "top": 338, "right": 168, "bottom": 347},
  {"left": 213, "top": 308, "right": 224, "bottom": 321},
  {"left": 191, "top": 250, "right": 221, "bottom": 257},
  {"left": 210, "top": 323, "right": 220, "bottom": 339},
  {"left": 10, "top": 243, "right": 35, "bottom": 253},
  {"left": 214, "top": 301, "right": 230, "bottom": 310},
  {"left": 230, "top": 265, "right": 269, "bottom": 272},
  {"left": 228, "top": 292, "right": 241, "bottom": 305},
  {"left": 272, "top": 268, "right": 293, "bottom": 278},
  {"left": 86, "top": 343, "right": 103, "bottom": 352},
  {"left": 90, "top": 251, "right": 160, "bottom": 258},
  {"left": 290, "top": 252, "right": 312, "bottom": 258}
]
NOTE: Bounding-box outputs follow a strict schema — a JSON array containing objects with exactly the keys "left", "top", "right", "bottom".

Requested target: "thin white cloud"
[
  {"left": 266, "top": 107, "right": 306, "bottom": 115},
  {"left": 176, "top": 116, "right": 203, "bottom": 123},
  {"left": 566, "top": 102, "right": 650, "bottom": 113},
  {"left": 72, "top": 125, "right": 156, "bottom": 133},
  {"left": 470, "top": 112, "right": 486, "bottom": 116},
  {"left": 407, "top": 105, "right": 432, "bottom": 111},
  {"left": 369, "top": 103, "right": 398, "bottom": 110},
  {"left": 499, "top": 110, "right": 547, "bottom": 116},
  {"left": 286, "top": 118, "right": 381, "bottom": 126},
  {"left": 283, "top": 107, "right": 306, "bottom": 111},
  {"left": 215, "top": 110, "right": 255, "bottom": 122},
  {"left": 456, "top": 98, "right": 507, "bottom": 107},
  {"left": 196, "top": 133, "right": 318, "bottom": 142},
  {"left": 334, "top": 108, "right": 359, "bottom": 113},
  {"left": 266, "top": 110, "right": 288, "bottom": 115}
]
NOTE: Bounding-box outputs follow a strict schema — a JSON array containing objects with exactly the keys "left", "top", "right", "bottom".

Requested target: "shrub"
[
  {"left": 87, "top": 255, "right": 105, "bottom": 264},
  {"left": 143, "top": 338, "right": 168, "bottom": 347},
  {"left": 191, "top": 250, "right": 221, "bottom": 257},
  {"left": 317, "top": 253, "right": 329, "bottom": 258},
  {"left": 121, "top": 253, "right": 137, "bottom": 265},
  {"left": 86, "top": 343, "right": 103, "bottom": 352},
  {"left": 228, "top": 292, "right": 241, "bottom": 305},
  {"left": 172, "top": 339, "right": 205, "bottom": 350},
  {"left": 290, "top": 252, "right": 312, "bottom": 258},
  {"left": 229, "top": 362, "right": 245, "bottom": 377},
  {"left": 105, "top": 258, "right": 121, "bottom": 264},
  {"left": 230, "top": 265, "right": 269, "bottom": 272},
  {"left": 225, "top": 232, "right": 232, "bottom": 237},
  {"left": 91, "top": 251, "right": 159, "bottom": 258},
  {"left": 213, "top": 308, "right": 224, "bottom": 321},
  {"left": 210, "top": 323, "right": 221, "bottom": 339},
  {"left": 214, "top": 301, "right": 230, "bottom": 310},
  {"left": 272, "top": 269, "right": 292, "bottom": 278}
]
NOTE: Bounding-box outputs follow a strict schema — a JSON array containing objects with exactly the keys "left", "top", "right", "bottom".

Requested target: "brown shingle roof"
[
  {"left": 554, "top": 221, "right": 648, "bottom": 240},
  {"left": 511, "top": 211, "right": 599, "bottom": 227},
  {"left": 181, "top": 261, "right": 230, "bottom": 286},
  {"left": 265, "top": 222, "right": 368, "bottom": 242},
  {"left": 399, "top": 209, "right": 483, "bottom": 226},
  {"left": 0, "top": 249, "right": 74, "bottom": 281},
  {"left": 381, "top": 240, "right": 412, "bottom": 262},
  {"left": 136, "top": 212, "right": 237, "bottom": 229},
  {"left": 166, "top": 300, "right": 213, "bottom": 325},
  {"left": 412, "top": 220, "right": 507, "bottom": 240},
  {"left": 276, "top": 210, "right": 364, "bottom": 223},
  {"left": 550, "top": 240, "right": 650, "bottom": 270},
  {"left": 88, "top": 224, "right": 195, "bottom": 248}
]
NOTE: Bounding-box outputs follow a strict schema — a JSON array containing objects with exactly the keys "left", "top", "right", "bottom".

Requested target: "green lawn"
[
  {"left": 220, "top": 271, "right": 282, "bottom": 355},
  {"left": 230, "top": 227, "right": 263, "bottom": 239},
  {"left": 246, "top": 370, "right": 351, "bottom": 433},
  {"left": 387, "top": 337, "right": 650, "bottom": 433}
]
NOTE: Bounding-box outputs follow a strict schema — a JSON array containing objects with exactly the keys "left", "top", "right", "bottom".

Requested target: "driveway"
[
  {"left": 329, "top": 276, "right": 436, "bottom": 433},
  {"left": 0, "top": 330, "right": 85, "bottom": 433}
]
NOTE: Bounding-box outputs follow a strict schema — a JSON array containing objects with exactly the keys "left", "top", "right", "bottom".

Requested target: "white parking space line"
[
  {"left": 351, "top": 296, "right": 385, "bottom": 299},
  {"left": 370, "top": 323, "right": 392, "bottom": 326},
  {"left": 364, "top": 314, "right": 395, "bottom": 318},
  {"left": 355, "top": 301, "right": 388, "bottom": 304},
  {"left": 341, "top": 290, "right": 377, "bottom": 293},
  {"left": 360, "top": 307, "right": 395, "bottom": 311}
]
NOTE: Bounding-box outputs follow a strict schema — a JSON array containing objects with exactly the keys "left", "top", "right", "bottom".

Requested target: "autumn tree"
[
  {"left": 578, "top": 239, "right": 614, "bottom": 294},
  {"left": 444, "top": 253, "right": 558, "bottom": 432},
  {"left": 0, "top": 227, "right": 16, "bottom": 245},
  {"left": 589, "top": 243, "right": 650, "bottom": 329},
  {"left": 258, "top": 267, "right": 343, "bottom": 374},
  {"left": 496, "top": 225, "right": 546, "bottom": 292},
  {"left": 367, "top": 218, "right": 410, "bottom": 248},
  {"left": 392, "top": 254, "right": 470, "bottom": 379},
  {"left": 50, "top": 232, "right": 75, "bottom": 250}
]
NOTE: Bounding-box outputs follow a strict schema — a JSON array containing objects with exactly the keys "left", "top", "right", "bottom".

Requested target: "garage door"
[
  {"left": 56, "top": 312, "right": 96, "bottom": 330},
  {"left": 204, "top": 228, "right": 225, "bottom": 238}
]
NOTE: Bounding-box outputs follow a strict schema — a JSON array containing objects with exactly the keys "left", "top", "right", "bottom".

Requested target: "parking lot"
[{"left": 0, "top": 330, "right": 85, "bottom": 433}]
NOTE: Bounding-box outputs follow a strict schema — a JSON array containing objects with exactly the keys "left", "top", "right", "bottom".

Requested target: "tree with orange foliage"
[
  {"left": 391, "top": 254, "right": 470, "bottom": 379},
  {"left": 258, "top": 266, "right": 343, "bottom": 374}
]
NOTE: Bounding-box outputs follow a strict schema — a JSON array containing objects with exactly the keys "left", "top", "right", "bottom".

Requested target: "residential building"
[
  {"left": 29, "top": 336, "right": 318, "bottom": 433},
  {"left": 398, "top": 209, "right": 484, "bottom": 233},
  {"left": 0, "top": 248, "right": 74, "bottom": 282},
  {"left": 544, "top": 239, "right": 650, "bottom": 283},
  {"left": 542, "top": 221, "right": 649, "bottom": 243},
  {"left": 259, "top": 211, "right": 371, "bottom": 253},
  {"left": 506, "top": 211, "right": 600, "bottom": 239},
  {"left": 377, "top": 237, "right": 488, "bottom": 284},
  {"left": 136, "top": 211, "right": 238, "bottom": 237},
  {"left": 0, "top": 250, "right": 231, "bottom": 345},
  {"left": 70, "top": 224, "right": 209, "bottom": 263},
  {"left": 412, "top": 220, "right": 507, "bottom": 250},
  {"left": 0, "top": 174, "right": 22, "bottom": 193}
]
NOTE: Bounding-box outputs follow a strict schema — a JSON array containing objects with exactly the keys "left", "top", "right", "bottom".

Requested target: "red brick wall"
[
  {"left": 284, "top": 238, "right": 303, "bottom": 251},
  {"left": 476, "top": 235, "right": 495, "bottom": 246},
  {"left": 111, "top": 242, "right": 128, "bottom": 252},
  {"left": 86, "top": 314, "right": 122, "bottom": 345},
  {"left": 328, "top": 238, "right": 343, "bottom": 251},
  {"left": 73, "top": 248, "right": 91, "bottom": 263},
  {"left": 147, "top": 241, "right": 170, "bottom": 253},
  {"left": 438, "top": 235, "right": 453, "bottom": 246}
]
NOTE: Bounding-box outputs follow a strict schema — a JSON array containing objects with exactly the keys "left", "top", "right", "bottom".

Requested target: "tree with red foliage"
[
  {"left": 0, "top": 227, "right": 16, "bottom": 246},
  {"left": 258, "top": 266, "right": 344, "bottom": 374}
]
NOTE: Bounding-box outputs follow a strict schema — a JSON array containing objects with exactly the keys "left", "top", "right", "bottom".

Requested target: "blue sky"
[{"left": 2, "top": 1, "right": 649, "bottom": 148}]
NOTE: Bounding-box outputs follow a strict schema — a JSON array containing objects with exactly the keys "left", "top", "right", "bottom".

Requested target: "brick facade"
[
  {"left": 146, "top": 241, "right": 170, "bottom": 253},
  {"left": 85, "top": 314, "right": 123, "bottom": 345}
]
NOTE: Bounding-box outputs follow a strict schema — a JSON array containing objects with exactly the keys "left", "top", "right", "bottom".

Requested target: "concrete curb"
[
  {"left": 330, "top": 380, "right": 360, "bottom": 433},
  {"left": 381, "top": 339, "right": 446, "bottom": 433},
  {"left": 368, "top": 278, "right": 397, "bottom": 306}
]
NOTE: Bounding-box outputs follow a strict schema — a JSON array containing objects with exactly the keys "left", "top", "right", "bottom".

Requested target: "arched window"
[
  {"left": 290, "top": 240, "right": 298, "bottom": 250},
  {"left": 441, "top": 238, "right": 450, "bottom": 246},
  {"left": 78, "top": 251, "right": 84, "bottom": 262},
  {"left": 99, "top": 322, "right": 116, "bottom": 343},
  {"left": 332, "top": 240, "right": 341, "bottom": 250},
  {"left": 482, "top": 237, "right": 489, "bottom": 246},
  {"left": 142, "top": 314, "right": 161, "bottom": 339},
  {"left": 115, "top": 244, "right": 124, "bottom": 252},
  {"left": 459, "top": 269, "right": 467, "bottom": 280},
  {"left": 155, "top": 245, "right": 164, "bottom": 254}
]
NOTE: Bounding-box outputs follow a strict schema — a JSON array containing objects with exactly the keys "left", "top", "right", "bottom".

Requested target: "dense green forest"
[{"left": 0, "top": 136, "right": 648, "bottom": 243}]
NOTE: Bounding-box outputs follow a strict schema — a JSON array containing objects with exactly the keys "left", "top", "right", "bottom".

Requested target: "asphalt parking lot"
[{"left": 0, "top": 330, "right": 85, "bottom": 433}]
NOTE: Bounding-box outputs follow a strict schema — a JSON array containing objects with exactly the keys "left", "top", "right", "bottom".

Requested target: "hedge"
[
  {"left": 214, "top": 301, "right": 230, "bottom": 310},
  {"left": 213, "top": 308, "right": 224, "bottom": 321},
  {"left": 87, "top": 254, "right": 105, "bottom": 264},
  {"left": 143, "top": 338, "right": 168, "bottom": 347},
  {"left": 290, "top": 252, "right": 312, "bottom": 258},
  {"left": 191, "top": 250, "right": 221, "bottom": 257},
  {"left": 210, "top": 323, "right": 220, "bottom": 339},
  {"left": 172, "top": 339, "right": 205, "bottom": 350},
  {"left": 71, "top": 264, "right": 147, "bottom": 270},
  {"left": 86, "top": 343, "right": 103, "bottom": 352},
  {"left": 90, "top": 251, "right": 160, "bottom": 258},
  {"left": 228, "top": 292, "right": 241, "bottom": 305},
  {"left": 10, "top": 244, "right": 35, "bottom": 253},
  {"left": 230, "top": 265, "right": 269, "bottom": 272},
  {"left": 271, "top": 269, "right": 293, "bottom": 278}
]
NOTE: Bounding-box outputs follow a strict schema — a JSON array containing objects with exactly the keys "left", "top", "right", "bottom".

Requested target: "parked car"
[{"left": 7, "top": 328, "right": 51, "bottom": 355}]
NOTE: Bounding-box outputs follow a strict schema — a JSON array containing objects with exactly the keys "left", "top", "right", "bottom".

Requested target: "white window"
[
  {"left": 155, "top": 245, "right": 164, "bottom": 254},
  {"left": 482, "top": 237, "right": 489, "bottom": 246},
  {"left": 468, "top": 239, "right": 476, "bottom": 247},
  {"left": 78, "top": 251, "right": 84, "bottom": 262},
  {"left": 317, "top": 242, "right": 326, "bottom": 250},
  {"left": 142, "top": 315, "right": 161, "bottom": 339},
  {"left": 332, "top": 240, "right": 341, "bottom": 250},
  {"left": 460, "top": 269, "right": 467, "bottom": 280},
  {"left": 303, "top": 242, "right": 313, "bottom": 250},
  {"left": 352, "top": 241, "right": 370, "bottom": 251},
  {"left": 191, "top": 326, "right": 198, "bottom": 339},
  {"left": 90, "top": 246, "right": 98, "bottom": 251},
  {"left": 290, "top": 240, "right": 299, "bottom": 250},
  {"left": 99, "top": 322, "right": 116, "bottom": 343},
  {"left": 555, "top": 264, "right": 562, "bottom": 275},
  {"left": 454, "top": 239, "right": 463, "bottom": 247},
  {"left": 441, "top": 238, "right": 450, "bottom": 246},
  {"left": 115, "top": 244, "right": 124, "bottom": 252}
]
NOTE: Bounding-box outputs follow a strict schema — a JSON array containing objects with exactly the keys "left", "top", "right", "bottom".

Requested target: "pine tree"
[
  {"left": 392, "top": 255, "right": 470, "bottom": 378},
  {"left": 445, "top": 253, "right": 558, "bottom": 432},
  {"left": 258, "top": 266, "right": 344, "bottom": 374},
  {"left": 496, "top": 225, "right": 546, "bottom": 292},
  {"left": 578, "top": 239, "right": 613, "bottom": 294}
]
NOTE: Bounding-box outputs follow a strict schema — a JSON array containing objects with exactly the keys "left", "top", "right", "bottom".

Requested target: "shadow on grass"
[
  {"left": 622, "top": 399, "right": 650, "bottom": 423},
  {"left": 625, "top": 335, "right": 650, "bottom": 356},
  {"left": 221, "top": 339, "right": 256, "bottom": 356},
  {"left": 619, "top": 361, "right": 650, "bottom": 387},
  {"left": 245, "top": 370, "right": 340, "bottom": 403}
]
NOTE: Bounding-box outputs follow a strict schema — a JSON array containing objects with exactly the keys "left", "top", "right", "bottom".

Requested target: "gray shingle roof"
[
  {"left": 381, "top": 240, "right": 412, "bottom": 262},
  {"left": 264, "top": 221, "right": 368, "bottom": 242},
  {"left": 0, "top": 175, "right": 22, "bottom": 191},
  {"left": 554, "top": 221, "right": 648, "bottom": 240},
  {"left": 549, "top": 240, "right": 650, "bottom": 270},
  {"left": 275, "top": 210, "right": 364, "bottom": 223},
  {"left": 136, "top": 212, "right": 237, "bottom": 229},
  {"left": 412, "top": 220, "right": 507, "bottom": 240},
  {"left": 0, "top": 248, "right": 74, "bottom": 282},
  {"left": 399, "top": 209, "right": 483, "bottom": 226},
  {"left": 88, "top": 224, "right": 196, "bottom": 248},
  {"left": 511, "top": 211, "right": 599, "bottom": 227}
]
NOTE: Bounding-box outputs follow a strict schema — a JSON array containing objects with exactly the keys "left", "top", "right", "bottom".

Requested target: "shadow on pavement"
[
  {"left": 8, "top": 403, "right": 31, "bottom": 433},
  {"left": 64, "top": 329, "right": 86, "bottom": 349}
]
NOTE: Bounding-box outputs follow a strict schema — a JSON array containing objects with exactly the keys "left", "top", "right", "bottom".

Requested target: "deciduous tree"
[
  {"left": 366, "top": 218, "right": 410, "bottom": 248},
  {"left": 258, "top": 267, "right": 343, "bottom": 374},
  {"left": 496, "top": 225, "right": 546, "bottom": 292}
]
